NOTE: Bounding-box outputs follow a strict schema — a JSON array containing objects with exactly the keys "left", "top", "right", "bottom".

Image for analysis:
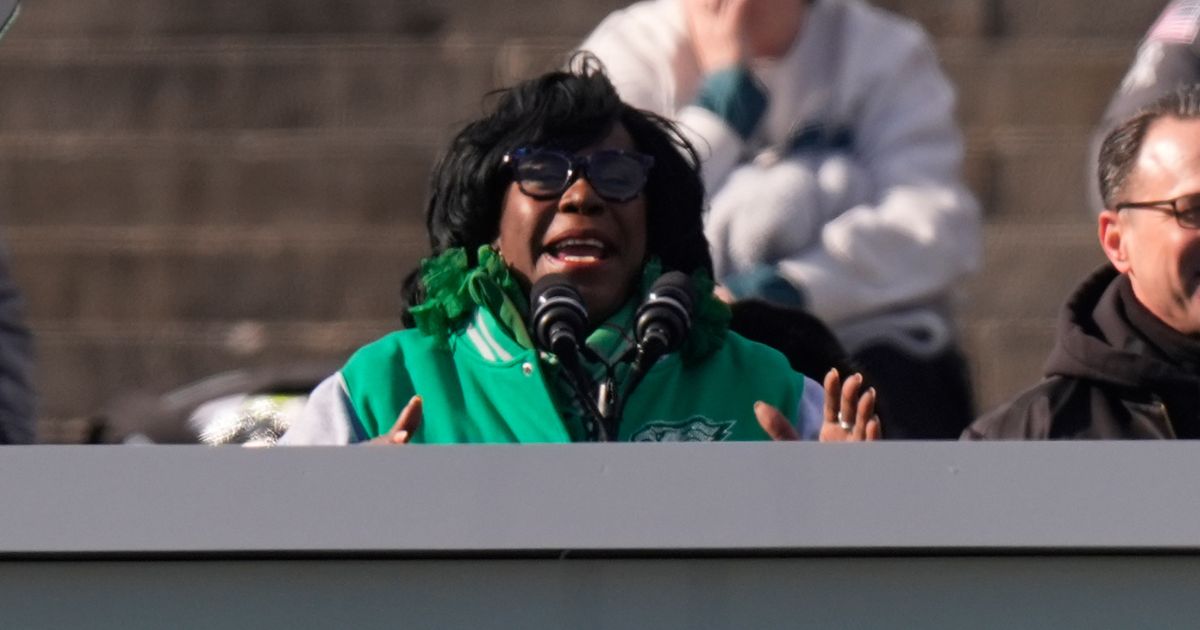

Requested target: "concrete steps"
[
  {"left": 7, "top": 0, "right": 631, "bottom": 39},
  {"left": 0, "top": 133, "right": 438, "bottom": 226},
  {"left": 10, "top": 0, "right": 1163, "bottom": 40}
]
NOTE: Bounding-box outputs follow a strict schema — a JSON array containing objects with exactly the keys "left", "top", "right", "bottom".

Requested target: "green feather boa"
[{"left": 409, "top": 245, "right": 730, "bottom": 363}]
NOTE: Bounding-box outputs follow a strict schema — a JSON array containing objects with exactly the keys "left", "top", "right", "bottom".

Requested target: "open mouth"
[{"left": 544, "top": 237, "right": 610, "bottom": 263}]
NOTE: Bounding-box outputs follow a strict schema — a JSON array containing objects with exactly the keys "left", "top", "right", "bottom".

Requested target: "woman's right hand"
[{"left": 367, "top": 395, "right": 423, "bottom": 445}]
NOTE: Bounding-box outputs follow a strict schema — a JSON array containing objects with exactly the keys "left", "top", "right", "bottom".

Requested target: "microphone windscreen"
[
  {"left": 648, "top": 271, "right": 696, "bottom": 315},
  {"left": 635, "top": 271, "right": 695, "bottom": 356},
  {"left": 529, "top": 274, "right": 588, "bottom": 354},
  {"left": 531, "top": 273, "right": 573, "bottom": 303}
]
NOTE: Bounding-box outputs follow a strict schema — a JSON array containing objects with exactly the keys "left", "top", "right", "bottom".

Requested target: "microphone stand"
[{"left": 556, "top": 343, "right": 614, "bottom": 442}]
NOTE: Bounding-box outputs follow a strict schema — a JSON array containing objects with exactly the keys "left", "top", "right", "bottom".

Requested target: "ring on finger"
[{"left": 836, "top": 411, "right": 853, "bottom": 431}]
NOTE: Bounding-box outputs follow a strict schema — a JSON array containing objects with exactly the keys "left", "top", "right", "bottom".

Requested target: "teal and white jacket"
[
  {"left": 281, "top": 305, "right": 823, "bottom": 444},
  {"left": 281, "top": 247, "right": 822, "bottom": 445}
]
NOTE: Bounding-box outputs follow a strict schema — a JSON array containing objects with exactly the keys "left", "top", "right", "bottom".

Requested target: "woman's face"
[{"left": 495, "top": 124, "right": 649, "bottom": 324}]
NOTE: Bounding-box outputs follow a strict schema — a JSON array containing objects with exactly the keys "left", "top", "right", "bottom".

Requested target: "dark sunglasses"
[
  {"left": 502, "top": 147, "right": 654, "bottom": 203},
  {"left": 1116, "top": 192, "right": 1200, "bottom": 229}
]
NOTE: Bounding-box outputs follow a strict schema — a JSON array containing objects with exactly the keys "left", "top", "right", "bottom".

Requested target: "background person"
[
  {"left": 968, "top": 86, "right": 1200, "bottom": 439},
  {"left": 579, "top": 0, "right": 981, "bottom": 439},
  {"left": 281, "top": 59, "right": 878, "bottom": 445},
  {"left": 0, "top": 0, "right": 35, "bottom": 444},
  {"left": 0, "top": 247, "right": 33, "bottom": 444}
]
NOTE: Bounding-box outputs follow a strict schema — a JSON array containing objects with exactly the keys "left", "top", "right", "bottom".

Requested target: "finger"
[
  {"left": 840, "top": 373, "right": 863, "bottom": 432},
  {"left": 755, "top": 401, "right": 799, "bottom": 441},
  {"left": 822, "top": 368, "right": 842, "bottom": 426},
  {"left": 389, "top": 395, "right": 423, "bottom": 444},
  {"left": 853, "top": 387, "right": 875, "bottom": 441},
  {"left": 713, "top": 284, "right": 736, "bottom": 304},
  {"left": 865, "top": 416, "right": 882, "bottom": 441}
]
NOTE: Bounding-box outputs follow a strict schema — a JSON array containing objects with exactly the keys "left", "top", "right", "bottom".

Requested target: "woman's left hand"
[
  {"left": 753, "top": 368, "right": 881, "bottom": 441},
  {"left": 819, "top": 368, "right": 881, "bottom": 441}
]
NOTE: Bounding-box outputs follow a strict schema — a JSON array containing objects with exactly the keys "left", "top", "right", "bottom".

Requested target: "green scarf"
[{"left": 409, "top": 245, "right": 730, "bottom": 363}]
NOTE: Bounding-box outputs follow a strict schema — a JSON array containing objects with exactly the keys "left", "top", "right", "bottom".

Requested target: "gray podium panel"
[
  {"left": 3, "top": 443, "right": 1200, "bottom": 628},
  {"left": 2, "top": 442, "right": 1200, "bottom": 554}
]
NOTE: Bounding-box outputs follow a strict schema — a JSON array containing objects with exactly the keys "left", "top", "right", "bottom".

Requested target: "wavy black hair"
[{"left": 400, "top": 54, "right": 710, "bottom": 325}]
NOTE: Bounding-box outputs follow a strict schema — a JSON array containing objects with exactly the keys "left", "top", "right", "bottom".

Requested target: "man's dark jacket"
[{"left": 964, "top": 266, "right": 1200, "bottom": 440}]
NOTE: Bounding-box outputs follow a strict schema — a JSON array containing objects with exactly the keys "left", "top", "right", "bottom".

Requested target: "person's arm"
[
  {"left": 675, "top": 0, "right": 765, "bottom": 191},
  {"left": 0, "top": 247, "right": 34, "bottom": 444},
  {"left": 769, "top": 27, "right": 981, "bottom": 325},
  {"left": 1088, "top": 1, "right": 1200, "bottom": 215}
]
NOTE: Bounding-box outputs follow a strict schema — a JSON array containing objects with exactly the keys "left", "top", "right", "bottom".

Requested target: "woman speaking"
[{"left": 281, "top": 56, "right": 878, "bottom": 445}]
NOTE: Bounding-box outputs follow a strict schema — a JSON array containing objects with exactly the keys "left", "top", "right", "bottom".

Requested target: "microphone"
[
  {"left": 632, "top": 271, "right": 696, "bottom": 372},
  {"left": 529, "top": 275, "right": 610, "bottom": 439},
  {"left": 530, "top": 274, "right": 589, "bottom": 359},
  {"left": 616, "top": 272, "right": 696, "bottom": 422}
]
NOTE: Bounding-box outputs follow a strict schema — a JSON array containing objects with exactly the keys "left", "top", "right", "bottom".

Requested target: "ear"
[{"left": 1099, "top": 209, "right": 1132, "bottom": 273}]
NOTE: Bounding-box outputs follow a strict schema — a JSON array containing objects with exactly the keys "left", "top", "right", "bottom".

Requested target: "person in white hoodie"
[{"left": 580, "top": 0, "right": 981, "bottom": 438}]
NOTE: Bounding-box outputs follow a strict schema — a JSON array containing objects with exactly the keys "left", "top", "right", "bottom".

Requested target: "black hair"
[
  {"left": 401, "top": 54, "right": 709, "bottom": 325},
  {"left": 1099, "top": 85, "right": 1200, "bottom": 208}
]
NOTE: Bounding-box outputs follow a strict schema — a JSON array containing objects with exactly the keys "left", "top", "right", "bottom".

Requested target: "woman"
[{"left": 281, "top": 57, "right": 879, "bottom": 445}]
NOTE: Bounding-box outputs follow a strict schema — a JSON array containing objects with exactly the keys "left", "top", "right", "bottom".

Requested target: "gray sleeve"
[
  {"left": 277, "top": 373, "right": 358, "bottom": 446},
  {"left": 798, "top": 375, "right": 825, "bottom": 441},
  {"left": 0, "top": 246, "right": 34, "bottom": 444}
]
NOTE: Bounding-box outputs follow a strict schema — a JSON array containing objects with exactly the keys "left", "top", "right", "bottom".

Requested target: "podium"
[{"left": 2, "top": 443, "right": 1200, "bottom": 628}]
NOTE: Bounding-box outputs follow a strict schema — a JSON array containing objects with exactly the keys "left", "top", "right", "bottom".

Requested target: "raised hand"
[
  {"left": 819, "top": 368, "right": 881, "bottom": 441},
  {"left": 683, "top": 0, "right": 752, "bottom": 72}
]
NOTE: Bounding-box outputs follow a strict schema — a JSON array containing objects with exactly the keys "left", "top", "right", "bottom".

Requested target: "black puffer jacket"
[{"left": 965, "top": 266, "right": 1200, "bottom": 440}]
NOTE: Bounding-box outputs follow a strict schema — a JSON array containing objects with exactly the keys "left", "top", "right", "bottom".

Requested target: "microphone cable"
[{"left": 529, "top": 274, "right": 612, "bottom": 440}]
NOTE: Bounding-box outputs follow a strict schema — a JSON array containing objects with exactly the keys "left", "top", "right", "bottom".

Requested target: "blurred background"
[{"left": 0, "top": 0, "right": 1167, "bottom": 441}]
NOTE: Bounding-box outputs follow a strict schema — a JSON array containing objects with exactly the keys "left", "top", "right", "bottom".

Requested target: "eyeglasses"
[
  {"left": 502, "top": 147, "right": 654, "bottom": 203},
  {"left": 1116, "top": 192, "right": 1200, "bottom": 228}
]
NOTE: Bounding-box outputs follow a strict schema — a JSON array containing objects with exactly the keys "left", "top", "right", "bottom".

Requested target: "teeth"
[
  {"left": 557, "top": 238, "right": 604, "bottom": 248},
  {"left": 548, "top": 237, "right": 607, "bottom": 260}
]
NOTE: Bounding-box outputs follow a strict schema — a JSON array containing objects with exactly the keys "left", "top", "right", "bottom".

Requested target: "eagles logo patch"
[{"left": 629, "top": 416, "right": 736, "bottom": 442}]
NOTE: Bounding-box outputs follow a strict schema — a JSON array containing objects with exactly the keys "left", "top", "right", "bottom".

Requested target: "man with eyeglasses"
[{"left": 967, "top": 86, "right": 1200, "bottom": 439}]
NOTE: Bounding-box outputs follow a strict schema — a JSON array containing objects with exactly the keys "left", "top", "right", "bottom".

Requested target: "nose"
[{"left": 557, "top": 175, "right": 604, "bottom": 215}]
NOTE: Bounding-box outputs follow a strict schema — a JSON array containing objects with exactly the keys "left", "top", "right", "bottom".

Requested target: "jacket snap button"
[{"left": 522, "top": 362, "right": 533, "bottom": 376}]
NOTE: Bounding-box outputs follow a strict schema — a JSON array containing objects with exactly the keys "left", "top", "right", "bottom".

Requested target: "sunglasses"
[
  {"left": 1116, "top": 192, "right": 1200, "bottom": 229},
  {"left": 503, "top": 148, "right": 654, "bottom": 203}
]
